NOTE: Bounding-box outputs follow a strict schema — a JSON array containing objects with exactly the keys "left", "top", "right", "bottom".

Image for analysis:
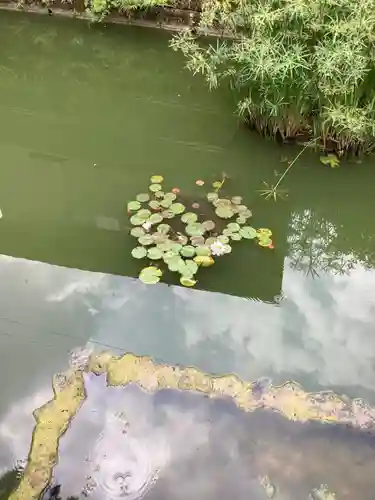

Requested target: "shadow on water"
[{"left": 25, "top": 375, "right": 375, "bottom": 500}]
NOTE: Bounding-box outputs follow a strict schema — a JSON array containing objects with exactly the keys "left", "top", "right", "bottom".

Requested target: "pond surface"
[{"left": 1, "top": 9, "right": 375, "bottom": 499}]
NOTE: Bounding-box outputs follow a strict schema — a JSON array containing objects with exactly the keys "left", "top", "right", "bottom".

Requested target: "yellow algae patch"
[
  {"left": 10, "top": 371, "right": 85, "bottom": 500},
  {"left": 11, "top": 352, "right": 375, "bottom": 500}
]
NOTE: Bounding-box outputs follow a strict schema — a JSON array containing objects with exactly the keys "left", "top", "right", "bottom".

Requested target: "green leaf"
[
  {"left": 138, "top": 234, "right": 154, "bottom": 246},
  {"left": 195, "top": 245, "right": 211, "bottom": 256},
  {"left": 181, "top": 212, "right": 198, "bottom": 224},
  {"left": 167, "top": 255, "right": 185, "bottom": 272},
  {"left": 176, "top": 234, "right": 188, "bottom": 245},
  {"left": 161, "top": 210, "right": 174, "bottom": 219},
  {"left": 202, "top": 220, "right": 215, "bottom": 231},
  {"left": 150, "top": 175, "right": 163, "bottom": 183},
  {"left": 170, "top": 242, "right": 182, "bottom": 253},
  {"left": 258, "top": 237, "right": 272, "bottom": 247},
  {"left": 231, "top": 196, "right": 242, "bottom": 205},
  {"left": 160, "top": 199, "right": 173, "bottom": 209},
  {"left": 136, "top": 193, "right": 150, "bottom": 203},
  {"left": 139, "top": 266, "right": 162, "bottom": 285},
  {"left": 239, "top": 226, "right": 257, "bottom": 239},
  {"left": 217, "top": 235, "right": 229, "bottom": 244},
  {"left": 230, "top": 233, "right": 242, "bottom": 241},
  {"left": 131, "top": 247, "right": 147, "bottom": 259},
  {"left": 130, "top": 227, "right": 145, "bottom": 238},
  {"left": 194, "top": 255, "right": 214, "bottom": 267},
  {"left": 157, "top": 223, "right": 171, "bottom": 234},
  {"left": 180, "top": 245, "right": 196, "bottom": 258},
  {"left": 205, "top": 237, "right": 216, "bottom": 246},
  {"left": 128, "top": 200, "right": 141, "bottom": 211},
  {"left": 149, "top": 183, "right": 162, "bottom": 192},
  {"left": 185, "top": 259, "right": 198, "bottom": 274},
  {"left": 149, "top": 213, "right": 163, "bottom": 224},
  {"left": 212, "top": 181, "right": 222, "bottom": 190},
  {"left": 190, "top": 236, "right": 205, "bottom": 246},
  {"left": 164, "top": 192, "right": 177, "bottom": 201},
  {"left": 137, "top": 209, "right": 152, "bottom": 221},
  {"left": 155, "top": 191, "right": 165, "bottom": 199},
  {"left": 207, "top": 192, "right": 218, "bottom": 203},
  {"left": 149, "top": 200, "right": 160, "bottom": 210},
  {"left": 130, "top": 215, "right": 143, "bottom": 226},
  {"left": 170, "top": 202, "right": 185, "bottom": 215},
  {"left": 236, "top": 217, "right": 247, "bottom": 225},
  {"left": 320, "top": 154, "right": 340, "bottom": 168},
  {"left": 215, "top": 206, "right": 234, "bottom": 219},
  {"left": 257, "top": 228, "right": 272, "bottom": 237},
  {"left": 186, "top": 223, "right": 205, "bottom": 236},
  {"left": 180, "top": 277, "right": 197, "bottom": 287},
  {"left": 152, "top": 233, "right": 168, "bottom": 244},
  {"left": 222, "top": 228, "right": 233, "bottom": 237},
  {"left": 147, "top": 247, "right": 164, "bottom": 260},
  {"left": 227, "top": 222, "right": 240, "bottom": 232}
]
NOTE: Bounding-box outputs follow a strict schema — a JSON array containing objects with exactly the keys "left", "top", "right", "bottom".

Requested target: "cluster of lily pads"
[{"left": 128, "top": 175, "right": 273, "bottom": 287}]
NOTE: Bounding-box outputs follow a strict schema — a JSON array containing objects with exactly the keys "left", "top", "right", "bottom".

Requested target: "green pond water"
[{"left": 1, "top": 9, "right": 375, "bottom": 499}]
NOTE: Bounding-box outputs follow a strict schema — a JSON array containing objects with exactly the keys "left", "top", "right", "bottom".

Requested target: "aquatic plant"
[
  {"left": 85, "top": 0, "right": 170, "bottom": 19},
  {"left": 170, "top": 0, "right": 375, "bottom": 155},
  {"left": 128, "top": 175, "right": 273, "bottom": 287}
]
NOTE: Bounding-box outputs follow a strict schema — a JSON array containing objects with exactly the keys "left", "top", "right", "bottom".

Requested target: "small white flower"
[
  {"left": 142, "top": 221, "right": 152, "bottom": 231},
  {"left": 210, "top": 240, "right": 226, "bottom": 256}
]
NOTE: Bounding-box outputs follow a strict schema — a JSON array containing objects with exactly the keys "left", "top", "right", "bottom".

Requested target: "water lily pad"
[
  {"left": 149, "top": 200, "right": 160, "bottom": 210},
  {"left": 191, "top": 236, "right": 205, "bottom": 246},
  {"left": 227, "top": 222, "right": 240, "bottom": 232},
  {"left": 131, "top": 246, "right": 147, "bottom": 259},
  {"left": 212, "top": 181, "right": 222, "bottom": 190},
  {"left": 202, "top": 220, "right": 215, "bottom": 231},
  {"left": 186, "top": 223, "right": 205, "bottom": 237},
  {"left": 158, "top": 241, "right": 175, "bottom": 252},
  {"left": 258, "top": 237, "right": 272, "bottom": 247},
  {"left": 163, "top": 250, "right": 176, "bottom": 263},
  {"left": 185, "top": 259, "right": 198, "bottom": 274},
  {"left": 239, "top": 226, "right": 257, "bottom": 239},
  {"left": 155, "top": 191, "right": 165, "bottom": 199},
  {"left": 215, "top": 206, "right": 234, "bottom": 219},
  {"left": 150, "top": 175, "right": 164, "bottom": 183},
  {"left": 176, "top": 234, "right": 188, "bottom": 245},
  {"left": 139, "top": 266, "right": 162, "bottom": 285},
  {"left": 236, "top": 217, "right": 247, "bottom": 225},
  {"left": 147, "top": 247, "right": 164, "bottom": 260},
  {"left": 180, "top": 245, "right": 196, "bottom": 258},
  {"left": 137, "top": 209, "right": 152, "bottom": 221},
  {"left": 217, "top": 235, "right": 229, "bottom": 244},
  {"left": 205, "top": 237, "right": 217, "bottom": 246},
  {"left": 161, "top": 210, "right": 174, "bottom": 219},
  {"left": 167, "top": 256, "right": 185, "bottom": 272},
  {"left": 236, "top": 204, "right": 249, "bottom": 213},
  {"left": 160, "top": 199, "right": 173, "bottom": 209},
  {"left": 180, "top": 277, "right": 197, "bottom": 287},
  {"left": 230, "top": 233, "right": 242, "bottom": 241},
  {"left": 170, "top": 203, "right": 185, "bottom": 215},
  {"left": 195, "top": 245, "right": 211, "bottom": 256},
  {"left": 222, "top": 228, "right": 233, "bottom": 237},
  {"left": 257, "top": 228, "right": 272, "bottom": 237},
  {"left": 240, "top": 209, "right": 252, "bottom": 219},
  {"left": 170, "top": 242, "right": 183, "bottom": 253},
  {"left": 207, "top": 192, "right": 218, "bottom": 203},
  {"left": 231, "top": 196, "right": 242, "bottom": 205},
  {"left": 136, "top": 193, "right": 150, "bottom": 203},
  {"left": 130, "top": 215, "right": 143, "bottom": 226},
  {"left": 164, "top": 192, "right": 177, "bottom": 201},
  {"left": 152, "top": 233, "right": 168, "bottom": 244},
  {"left": 149, "top": 213, "right": 163, "bottom": 225},
  {"left": 130, "top": 227, "right": 145, "bottom": 238},
  {"left": 214, "top": 198, "right": 231, "bottom": 207},
  {"left": 194, "top": 255, "right": 214, "bottom": 267},
  {"left": 138, "top": 234, "right": 154, "bottom": 246},
  {"left": 157, "top": 223, "right": 170, "bottom": 234},
  {"left": 222, "top": 244, "right": 232, "bottom": 254},
  {"left": 149, "top": 183, "right": 162, "bottom": 192},
  {"left": 128, "top": 200, "right": 141, "bottom": 211},
  {"left": 181, "top": 212, "right": 198, "bottom": 224}
]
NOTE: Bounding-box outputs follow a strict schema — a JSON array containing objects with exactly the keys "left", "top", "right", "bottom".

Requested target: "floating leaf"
[
  {"left": 222, "top": 244, "right": 232, "bottom": 254},
  {"left": 258, "top": 237, "right": 272, "bottom": 247},
  {"left": 131, "top": 247, "right": 147, "bottom": 259},
  {"left": 202, "top": 220, "right": 215, "bottom": 231},
  {"left": 147, "top": 247, "right": 163, "bottom": 260},
  {"left": 257, "top": 228, "right": 272, "bottom": 237},
  {"left": 196, "top": 245, "right": 211, "bottom": 256},
  {"left": 227, "top": 222, "right": 240, "bottom": 232},
  {"left": 176, "top": 234, "right": 188, "bottom": 245},
  {"left": 215, "top": 206, "right": 234, "bottom": 219},
  {"left": 157, "top": 223, "right": 170, "bottom": 234},
  {"left": 128, "top": 200, "right": 141, "bottom": 211},
  {"left": 237, "top": 205, "right": 249, "bottom": 213},
  {"left": 158, "top": 241, "right": 175, "bottom": 252},
  {"left": 163, "top": 250, "right": 176, "bottom": 263},
  {"left": 320, "top": 154, "right": 340, "bottom": 168},
  {"left": 217, "top": 235, "right": 229, "bottom": 244},
  {"left": 149, "top": 213, "right": 163, "bottom": 225},
  {"left": 185, "top": 259, "right": 198, "bottom": 274},
  {"left": 149, "top": 200, "right": 160, "bottom": 210},
  {"left": 170, "top": 202, "right": 185, "bottom": 215},
  {"left": 223, "top": 228, "right": 233, "bottom": 237},
  {"left": 161, "top": 210, "right": 174, "bottom": 219},
  {"left": 130, "top": 227, "right": 145, "bottom": 238},
  {"left": 207, "top": 192, "right": 218, "bottom": 203},
  {"left": 139, "top": 266, "right": 162, "bottom": 285},
  {"left": 170, "top": 242, "right": 182, "bottom": 253},
  {"left": 194, "top": 255, "right": 214, "bottom": 267},
  {"left": 137, "top": 209, "right": 151, "bottom": 221},
  {"left": 190, "top": 236, "right": 205, "bottom": 246},
  {"left": 130, "top": 215, "right": 143, "bottom": 226},
  {"left": 136, "top": 193, "right": 150, "bottom": 203},
  {"left": 181, "top": 212, "right": 198, "bottom": 224},
  {"left": 230, "top": 233, "right": 242, "bottom": 241},
  {"left": 180, "top": 245, "right": 196, "bottom": 258},
  {"left": 239, "top": 226, "right": 257, "bottom": 239},
  {"left": 205, "top": 237, "right": 216, "bottom": 246},
  {"left": 150, "top": 175, "right": 163, "bottom": 183},
  {"left": 215, "top": 198, "right": 231, "bottom": 207},
  {"left": 212, "top": 181, "right": 222, "bottom": 190},
  {"left": 186, "top": 223, "right": 205, "bottom": 237},
  {"left": 168, "top": 256, "right": 185, "bottom": 272},
  {"left": 160, "top": 199, "right": 173, "bottom": 209},
  {"left": 231, "top": 196, "right": 242, "bottom": 205},
  {"left": 236, "top": 217, "right": 247, "bottom": 225},
  {"left": 138, "top": 234, "right": 154, "bottom": 246},
  {"left": 164, "top": 192, "right": 177, "bottom": 201},
  {"left": 155, "top": 191, "right": 165, "bottom": 199},
  {"left": 149, "top": 183, "right": 162, "bottom": 192},
  {"left": 241, "top": 209, "right": 252, "bottom": 219},
  {"left": 152, "top": 233, "right": 168, "bottom": 245},
  {"left": 180, "top": 277, "right": 197, "bottom": 287}
]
